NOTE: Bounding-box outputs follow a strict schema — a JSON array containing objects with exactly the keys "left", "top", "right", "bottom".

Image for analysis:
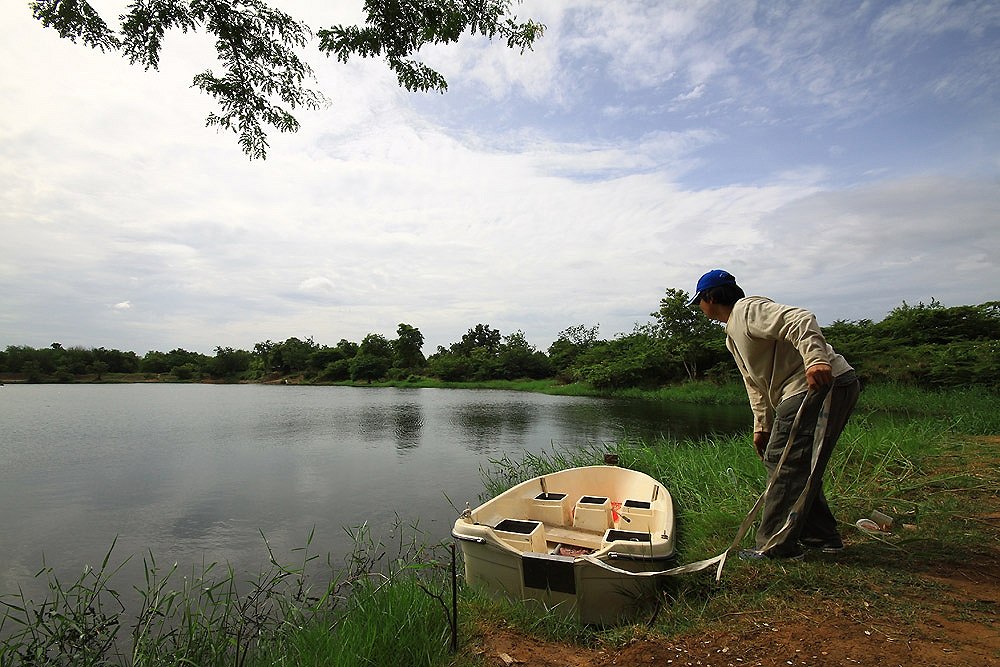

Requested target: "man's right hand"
[{"left": 753, "top": 431, "right": 770, "bottom": 459}]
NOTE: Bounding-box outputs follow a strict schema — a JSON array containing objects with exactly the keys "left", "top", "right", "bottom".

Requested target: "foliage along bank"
[{"left": 2, "top": 291, "right": 998, "bottom": 390}]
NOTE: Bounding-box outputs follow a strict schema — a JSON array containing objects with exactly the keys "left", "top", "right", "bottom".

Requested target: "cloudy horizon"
[{"left": 2, "top": 0, "right": 998, "bottom": 356}]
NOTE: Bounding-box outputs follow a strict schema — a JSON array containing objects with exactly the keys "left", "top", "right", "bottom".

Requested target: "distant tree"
[
  {"left": 272, "top": 337, "right": 318, "bottom": 374},
  {"left": 547, "top": 324, "right": 599, "bottom": 377},
  {"left": 23, "top": 360, "right": 43, "bottom": 383},
  {"left": 424, "top": 351, "right": 472, "bottom": 381},
  {"left": 453, "top": 324, "right": 502, "bottom": 356},
  {"left": 497, "top": 330, "right": 551, "bottom": 379},
  {"left": 140, "top": 350, "right": 172, "bottom": 374},
  {"left": 93, "top": 346, "right": 141, "bottom": 373},
  {"left": 349, "top": 333, "right": 394, "bottom": 382},
  {"left": 171, "top": 362, "right": 201, "bottom": 381},
  {"left": 165, "top": 349, "right": 211, "bottom": 373},
  {"left": 62, "top": 346, "right": 96, "bottom": 375},
  {"left": 138, "top": 348, "right": 210, "bottom": 375},
  {"left": 211, "top": 346, "right": 252, "bottom": 378},
  {"left": 1, "top": 346, "right": 33, "bottom": 373},
  {"left": 822, "top": 318, "right": 881, "bottom": 369},
  {"left": 30, "top": 0, "right": 544, "bottom": 158},
  {"left": 424, "top": 324, "right": 506, "bottom": 381},
  {"left": 89, "top": 360, "right": 109, "bottom": 381},
  {"left": 393, "top": 323, "right": 426, "bottom": 371},
  {"left": 321, "top": 358, "right": 352, "bottom": 381},
  {"left": 876, "top": 299, "right": 1000, "bottom": 345},
  {"left": 358, "top": 333, "right": 393, "bottom": 358},
  {"left": 27, "top": 346, "right": 58, "bottom": 374},
  {"left": 307, "top": 345, "right": 345, "bottom": 372},
  {"left": 315, "top": 338, "right": 360, "bottom": 381},
  {"left": 334, "top": 338, "right": 360, "bottom": 359},
  {"left": 249, "top": 340, "right": 277, "bottom": 377},
  {"left": 349, "top": 354, "right": 391, "bottom": 383},
  {"left": 823, "top": 300, "right": 1000, "bottom": 387},
  {"left": 349, "top": 333, "right": 392, "bottom": 382},
  {"left": 570, "top": 330, "right": 671, "bottom": 389},
  {"left": 650, "top": 288, "right": 727, "bottom": 381}
]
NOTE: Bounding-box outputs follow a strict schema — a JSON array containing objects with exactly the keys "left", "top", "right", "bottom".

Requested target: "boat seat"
[
  {"left": 572, "top": 495, "right": 613, "bottom": 533},
  {"left": 528, "top": 491, "right": 570, "bottom": 526},
  {"left": 493, "top": 518, "right": 547, "bottom": 553},
  {"left": 619, "top": 498, "right": 655, "bottom": 532}
]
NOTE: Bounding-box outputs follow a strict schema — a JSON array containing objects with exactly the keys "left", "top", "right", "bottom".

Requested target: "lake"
[{"left": 0, "top": 384, "right": 749, "bottom": 602}]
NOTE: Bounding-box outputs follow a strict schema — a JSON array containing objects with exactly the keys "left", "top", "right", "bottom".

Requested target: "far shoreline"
[{"left": 0, "top": 372, "right": 751, "bottom": 405}]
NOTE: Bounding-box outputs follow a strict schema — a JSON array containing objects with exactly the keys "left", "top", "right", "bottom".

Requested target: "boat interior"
[{"left": 468, "top": 467, "right": 672, "bottom": 559}]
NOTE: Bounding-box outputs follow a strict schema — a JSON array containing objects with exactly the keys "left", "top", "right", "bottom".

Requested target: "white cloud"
[
  {"left": 872, "top": 0, "right": 1000, "bottom": 39},
  {"left": 675, "top": 84, "right": 706, "bottom": 103},
  {"left": 1, "top": 1, "right": 997, "bottom": 355},
  {"left": 298, "top": 277, "right": 337, "bottom": 294},
  {"left": 734, "top": 175, "right": 1000, "bottom": 322}
]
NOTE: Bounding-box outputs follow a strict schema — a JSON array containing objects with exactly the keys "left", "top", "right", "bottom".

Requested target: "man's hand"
[
  {"left": 753, "top": 431, "right": 770, "bottom": 459},
  {"left": 806, "top": 362, "right": 833, "bottom": 390}
]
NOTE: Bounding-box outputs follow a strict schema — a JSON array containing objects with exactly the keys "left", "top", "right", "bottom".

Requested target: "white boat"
[{"left": 452, "top": 465, "right": 676, "bottom": 624}]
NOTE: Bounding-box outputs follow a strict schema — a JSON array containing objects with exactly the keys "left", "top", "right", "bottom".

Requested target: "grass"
[
  {"left": 2, "top": 383, "right": 997, "bottom": 665},
  {"left": 465, "top": 383, "right": 1000, "bottom": 650},
  {"left": 0, "top": 524, "right": 456, "bottom": 667}
]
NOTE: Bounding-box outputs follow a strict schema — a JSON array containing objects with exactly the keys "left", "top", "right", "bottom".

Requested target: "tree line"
[{"left": 2, "top": 291, "right": 998, "bottom": 389}]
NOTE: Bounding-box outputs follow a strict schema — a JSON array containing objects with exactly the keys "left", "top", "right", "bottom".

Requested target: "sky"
[{"left": 1, "top": 0, "right": 998, "bottom": 356}]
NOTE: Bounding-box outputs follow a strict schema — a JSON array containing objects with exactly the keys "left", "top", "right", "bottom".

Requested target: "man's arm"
[{"left": 746, "top": 300, "right": 835, "bottom": 376}]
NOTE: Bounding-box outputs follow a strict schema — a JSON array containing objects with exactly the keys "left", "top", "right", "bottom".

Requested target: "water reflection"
[
  {"left": 603, "top": 399, "right": 751, "bottom": 440},
  {"left": 358, "top": 406, "right": 391, "bottom": 442},
  {"left": 450, "top": 401, "right": 539, "bottom": 452},
  {"left": 170, "top": 500, "right": 229, "bottom": 539},
  {"left": 393, "top": 403, "right": 423, "bottom": 451}
]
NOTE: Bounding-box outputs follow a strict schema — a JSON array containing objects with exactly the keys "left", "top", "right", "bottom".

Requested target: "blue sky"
[{"left": 1, "top": 0, "right": 998, "bottom": 355}]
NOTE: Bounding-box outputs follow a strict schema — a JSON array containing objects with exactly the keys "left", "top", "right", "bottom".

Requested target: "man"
[{"left": 688, "top": 269, "right": 860, "bottom": 560}]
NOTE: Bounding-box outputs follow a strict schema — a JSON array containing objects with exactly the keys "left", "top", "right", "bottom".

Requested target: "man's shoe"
[
  {"left": 799, "top": 536, "right": 844, "bottom": 554},
  {"left": 737, "top": 548, "right": 804, "bottom": 562}
]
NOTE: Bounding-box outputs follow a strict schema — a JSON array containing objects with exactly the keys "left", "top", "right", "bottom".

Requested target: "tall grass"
[
  {"left": 0, "top": 524, "right": 455, "bottom": 667},
  {"left": 478, "top": 383, "right": 999, "bottom": 564},
  {"left": 854, "top": 382, "right": 1000, "bottom": 433},
  {"left": 470, "top": 384, "right": 1000, "bottom": 643}
]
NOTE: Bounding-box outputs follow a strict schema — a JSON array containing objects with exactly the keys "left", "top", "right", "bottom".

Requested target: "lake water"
[{"left": 0, "top": 384, "right": 749, "bottom": 602}]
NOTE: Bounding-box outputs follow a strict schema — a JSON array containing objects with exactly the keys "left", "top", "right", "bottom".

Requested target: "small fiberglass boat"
[{"left": 452, "top": 465, "right": 676, "bottom": 624}]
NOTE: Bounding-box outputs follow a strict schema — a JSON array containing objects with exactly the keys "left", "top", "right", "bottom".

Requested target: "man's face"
[{"left": 699, "top": 298, "right": 724, "bottom": 323}]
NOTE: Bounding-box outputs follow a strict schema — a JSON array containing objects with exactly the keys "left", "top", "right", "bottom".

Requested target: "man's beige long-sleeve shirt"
[{"left": 725, "top": 296, "right": 853, "bottom": 432}]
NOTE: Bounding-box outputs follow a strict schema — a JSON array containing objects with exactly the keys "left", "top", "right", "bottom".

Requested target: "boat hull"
[{"left": 453, "top": 465, "right": 675, "bottom": 624}]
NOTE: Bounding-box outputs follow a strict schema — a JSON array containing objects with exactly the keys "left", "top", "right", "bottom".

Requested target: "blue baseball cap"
[{"left": 687, "top": 269, "right": 737, "bottom": 306}]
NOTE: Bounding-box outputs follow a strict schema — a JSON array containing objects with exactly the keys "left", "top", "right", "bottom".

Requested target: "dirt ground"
[{"left": 472, "top": 548, "right": 999, "bottom": 667}]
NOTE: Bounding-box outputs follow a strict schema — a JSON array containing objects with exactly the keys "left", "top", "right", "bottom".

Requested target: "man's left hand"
[
  {"left": 753, "top": 431, "right": 770, "bottom": 459},
  {"left": 806, "top": 363, "right": 833, "bottom": 390}
]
